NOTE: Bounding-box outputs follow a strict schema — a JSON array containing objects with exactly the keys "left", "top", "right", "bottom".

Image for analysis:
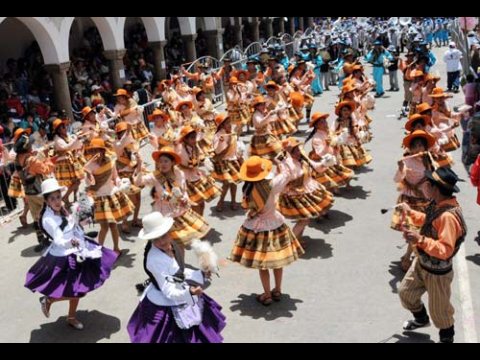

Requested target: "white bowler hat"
[
  {"left": 41, "top": 178, "right": 67, "bottom": 196},
  {"left": 138, "top": 212, "right": 174, "bottom": 241}
]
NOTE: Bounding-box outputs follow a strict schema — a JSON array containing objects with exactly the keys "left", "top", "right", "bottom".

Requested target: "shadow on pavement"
[
  {"left": 205, "top": 227, "right": 223, "bottom": 245},
  {"left": 208, "top": 201, "right": 245, "bottom": 220},
  {"left": 8, "top": 225, "right": 33, "bottom": 244},
  {"left": 310, "top": 209, "right": 353, "bottom": 234},
  {"left": 337, "top": 185, "right": 371, "bottom": 200},
  {"left": 354, "top": 166, "right": 374, "bottom": 174},
  {"left": 299, "top": 236, "right": 333, "bottom": 260},
  {"left": 29, "top": 309, "right": 121, "bottom": 343},
  {"left": 112, "top": 249, "right": 136, "bottom": 269},
  {"left": 466, "top": 254, "right": 480, "bottom": 266},
  {"left": 20, "top": 245, "right": 43, "bottom": 258},
  {"left": 388, "top": 261, "right": 405, "bottom": 294},
  {"left": 229, "top": 293, "right": 303, "bottom": 321},
  {"left": 386, "top": 331, "right": 435, "bottom": 343}
]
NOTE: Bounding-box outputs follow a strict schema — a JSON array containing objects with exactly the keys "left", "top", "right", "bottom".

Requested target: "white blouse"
[{"left": 143, "top": 245, "right": 204, "bottom": 306}]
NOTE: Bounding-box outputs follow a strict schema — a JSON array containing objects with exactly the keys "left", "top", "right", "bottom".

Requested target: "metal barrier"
[
  {"left": 185, "top": 56, "right": 225, "bottom": 104},
  {"left": 244, "top": 41, "right": 263, "bottom": 58},
  {"left": 220, "top": 46, "right": 244, "bottom": 63}
]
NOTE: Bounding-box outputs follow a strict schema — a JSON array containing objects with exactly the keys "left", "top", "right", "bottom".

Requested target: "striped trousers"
[{"left": 398, "top": 257, "right": 454, "bottom": 329}]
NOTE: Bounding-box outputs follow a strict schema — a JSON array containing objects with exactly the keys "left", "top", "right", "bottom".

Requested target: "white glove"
[{"left": 137, "top": 105, "right": 145, "bottom": 114}]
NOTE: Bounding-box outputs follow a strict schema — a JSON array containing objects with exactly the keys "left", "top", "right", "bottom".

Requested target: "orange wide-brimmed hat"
[
  {"left": 178, "top": 125, "right": 196, "bottom": 142},
  {"left": 416, "top": 102, "right": 433, "bottom": 114},
  {"left": 290, "top": 92, "right": 304, "bottom": 108},
  {"left": 215, "top": 113, "right": 230, "bottom": 127},
  {"left": 115, "top": 122, "right": 129, "bottom": 133},
  {"left": 429, "top": 87, "right": 452, "bottom": 98},
  {"left": 335, "top": 100, "right": 356, "bottom": 115},
  {"left": 113, "top": 88, "right": 130, "bottom": 97},
  {"left": 405, "top": 114, "right": 432, "bottom": 132},
  {"left": 265, "top": 80, "right": 280, "bottom": 91},
  {"left": 252, "top": 95, "right": 267, "bottom": 107},
  {"left": 148, "top": 109, "right": 170, "bottom": 122},
  {"left": 152, "top": 146, "right": 181, "bottom": 164},
  {"left": 238, "top": 156, "right": 273, "bottom": 182},
  {"left": 282, "top": 136, "right": 302, "bottom": 149},
  {"left": 13, "top": 128, "right": 32, "bottom": 143},
  {"left": 309, "top": 112, "right": 329, "bottom": 127},
  {"left": 52, "top": 118, "right": 68, "bottom": 132},
  {"left": 81, "top": 106, "right": 95, "bottom": 119},
  {"left": 402, "top": 130, "right": 436, "bottom": 149},
  {"left": 87, "top": 137, "right": 107, "bottom": 150},
  {"left": 175, "top": 101, "right": 193, "bottom": 112}
]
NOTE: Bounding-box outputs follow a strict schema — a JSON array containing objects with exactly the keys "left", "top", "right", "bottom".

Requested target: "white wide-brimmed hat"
[
  {"left": 138, "top": 212, "right": 174, "bottom": 241},
  {"left": 41, "top": 178, "right": 67, "bottom": 196}
]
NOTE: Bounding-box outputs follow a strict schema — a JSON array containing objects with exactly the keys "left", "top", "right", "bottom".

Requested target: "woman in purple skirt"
[
  {"left": 24, "top": 178, "right": 118, "bottom": 330},
  {"left": 127, "top": 212, "right": 226, "bottom": 343}
]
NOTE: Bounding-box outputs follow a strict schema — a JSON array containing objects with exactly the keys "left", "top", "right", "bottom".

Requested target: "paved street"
[{"left": 1, "top": 46, "right": 480, "bottom": 343}]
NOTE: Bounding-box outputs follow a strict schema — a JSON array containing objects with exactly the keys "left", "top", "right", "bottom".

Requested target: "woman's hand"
[{"left": 189, "top": 286, "right": 203, "bottom": 296}]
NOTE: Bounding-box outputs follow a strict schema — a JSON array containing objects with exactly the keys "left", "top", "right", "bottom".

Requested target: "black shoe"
[
  {"left": 439, "top": 325, "right": 454, "bottom": 343},
  {"left": 403, "top": 316, "right": 430, "bottom": 330}
]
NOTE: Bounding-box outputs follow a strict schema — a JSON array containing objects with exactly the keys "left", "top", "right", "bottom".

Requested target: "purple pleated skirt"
[
  {"left": 127, "top": 294, "right": 226, "bottom": 343},
  {"left": 24, "top": 240, "right": 117, "bottom": 299}
]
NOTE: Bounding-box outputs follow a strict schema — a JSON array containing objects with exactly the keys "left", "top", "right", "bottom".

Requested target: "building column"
[
  {"left": 103, "top": 49, "right": 127, "bottom": 90},
  {"left": 151, "top": 40, "right": 168, "bottom": 80},
  {"left": 234, "top": 17, "right": 243, "bottom": 49},
  {"left": 44, "top": 62, "right": 73, "bottom": 121},
  {"left": 307, "top": 17, "right": 314, "bottom": 28},
  {"left": 204, "top": 29, "right": 224, "bottom": 59},
  {"left": 289, "top": 17, "right": 295, "bottom": 35},
  {"left": 299, "top": 17, "right": 305, "bottom": 31},
  {"left": 251, "top": 17, "right": 260, "bottom": 42},
  {"left": 278, "top": 18, "right": 285, "bottom": 34},
  {"left": 182, "top": 34, "right": 198, "bottom": 63},
  {"left": 265, "top": 18, "right": 273, "bottom": 38}
]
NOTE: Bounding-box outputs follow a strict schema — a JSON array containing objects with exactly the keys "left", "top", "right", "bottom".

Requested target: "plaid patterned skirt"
[
  {"left": 8, "top": 172, "right": 24, "bottom": 198},
  {"left": 186, "top": 176, "right": 221, "bottom": 203},
  {"left": 130, "top": 121, "right": 150, "bottom": 141},
  {"left": 93, "top": 191, "right": 135, "bottom": 223},
  {"left": 390, "top": 194, "right": 429, "bottom": 232},
  {"left": 54, "top": 156, "right": 84, "bottom": 187},
  {"left": 170, "top": 209, "right": 210, "bottom": 247},
  {"left": 270, "top": 118, "right": 297, "bottom": 137},
  {"left": 230, "top": 224, "right": 304, "bottom": 270},
  {"left": 279, "top": 188, "right": 334, "bottom": 219},
  {"left": 441, "top": 134, "right": 460, "bottom": 152},
  {"left": 212, "top": 159, "right": 242, "bottom": 184},
  {"left": 228, "top": 106, "right": 251, "bottom": 127},
  {"left": 250, "top": 133, "right": 283, "bottom": 160},
  {"left": 337, "top": 144, "right": 372, "bottom": 167}
]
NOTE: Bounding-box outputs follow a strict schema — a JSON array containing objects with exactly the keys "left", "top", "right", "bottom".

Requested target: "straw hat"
[
  {"left": 405, "top": 114, "right": 431, "bottom": 132},
  {"left": 175, "top": 100, "right": 193, "bottom": 112},
  {"left": 238, "top": 156, "right": 273, "bottom": 182},
  {"left": 335, "top": 100, "right": 356, "bottom": 116},
  {"left": 138, "top": 212, "right": 174, "bottom": 241},
  {"left": 152, "top": 146, "right": 181, "bottom": 164},
  {"left": 309, "top": 112, "right": 329, "bottom": 127},
  {"left": 402, "top": 130, "right": 435, "bottom": 149},
  {"left": 148, "top": 109, "right": 170, "bottom": 122},
  {"left": 229, "top": 76, "right": 239, "bottom": 85},
  {"left": 40, "top": 178, "right": 67, "bottom": 196}
]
